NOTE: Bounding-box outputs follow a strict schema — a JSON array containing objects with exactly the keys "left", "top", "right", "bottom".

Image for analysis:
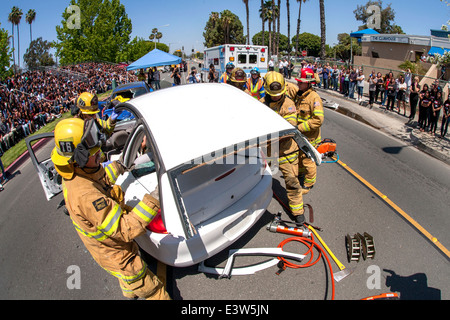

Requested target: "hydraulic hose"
[
  {"left": 272, "top": 190, "right": 336, "bottom": 300},
  {"left": 277, "top": 235, "right": 336, "bottom": 300},
  {"left": 322, "top": 152, "right": 339, "bottom": 163}
]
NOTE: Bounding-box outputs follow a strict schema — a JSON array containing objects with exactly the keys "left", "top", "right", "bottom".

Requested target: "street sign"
[{"left": 302, "top": 50, "right": 307, "bottom": 57}]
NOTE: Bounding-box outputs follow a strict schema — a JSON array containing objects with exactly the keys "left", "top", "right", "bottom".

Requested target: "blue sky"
[{"left": 1, "top": 0, "right": 449, "bottom": 67}]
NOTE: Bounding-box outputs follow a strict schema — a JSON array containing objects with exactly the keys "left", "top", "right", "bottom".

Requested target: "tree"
[
  {"left": 295, "top": 0, "right": 308, "bottom": 55},
  {"left": 334, "top": 33, "right": 361, "bottom": 61},
  {"left": 253, "top": 31, "right": 290, "bottom": 53},
  {"left": 25, "top": 9, "right": 36, "bottom": 43},
  {"left": 276, "top": 0, "right": 281, "bottom": 56},
  {"left": 271, "top": 0, "right": 278, "bottom": 56},
  {"left": 286, "top": 0, "right": 291, "bottom": 58},
  {"left": 116, "top": 37, "right": 168, "bottom": 63},
  {"left": 0, "top": 23, "right": 13, "bottom": 80},
  {"left": 259, "top": 1, "right": 278, "bottom": 55},
  {"left": 149, "top": 28, "right": 163, "bottom": 49},
  {"left": 242, "top": 0, "right": 250, "bottom": 45},
  {"left": 203, "top": 10, "right": 245, "bottom": 48},
  {"left": 156, "top": 32, "right": 163, "bottom": 42},
  {"left": 319, "top": 0, "right": 326, "bottom": 59},
  {"left": 291, "top": 32, "right": 321, "bottom": 57},
  {"left": 8, "top": 6, "right": 23, "bottom": 72},
  {"left": 222, "top": 12, "right": 233, "bottom": 44},
  {"left": 354, "top": 1, "right": 404, "bottom": 34},
  {"left": 7, "top": 9, "right": 16, "bottom": 73},
  {"left": 23, "top": 37, "right": 55, "bottom": 69},
  {"left": 55, "top": 0, "right": 132, "bottom": 65},
  {"left": 260, "top": 0, "right": 265, "bottom": 46}
]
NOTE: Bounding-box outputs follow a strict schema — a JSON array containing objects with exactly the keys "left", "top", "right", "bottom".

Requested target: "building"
[
  {"left": 353, "top": 29, "right": 450, "bottom": 97},
  {"left": 359, "top": 31, "right": 450, "bottom": 63}
]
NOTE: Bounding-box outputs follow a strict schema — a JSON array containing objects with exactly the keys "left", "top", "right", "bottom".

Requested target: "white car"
[{"left": 27, "top": 83, "right": 320, "bottom": 267}]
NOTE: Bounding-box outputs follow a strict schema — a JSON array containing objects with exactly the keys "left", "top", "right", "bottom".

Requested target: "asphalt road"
[{"left": 0, "top": 76, "right": 448, "bottom": 303}]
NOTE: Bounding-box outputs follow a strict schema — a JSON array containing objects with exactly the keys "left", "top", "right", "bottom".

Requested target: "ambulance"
[{"left": 202, "top": 44, "right": 268, "bottom": 82}]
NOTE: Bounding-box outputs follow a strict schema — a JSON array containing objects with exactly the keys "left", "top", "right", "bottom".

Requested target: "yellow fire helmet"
[
  {"left": 229, "top": 68, "right": 247, "bottom": 83},
  {"left": 77, "top": 92, "right": 99, "bottom": 115},
  {"left": 264, "top": 71, "right": 287, "bottom": 97},
  {"left": 51, "top": 118, "right": 102, "bottom": 178}
]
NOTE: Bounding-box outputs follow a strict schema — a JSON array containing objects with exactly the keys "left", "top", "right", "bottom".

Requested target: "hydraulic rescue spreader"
[{"left": 266, "top": 212, "right": 312, "bottom": 238}]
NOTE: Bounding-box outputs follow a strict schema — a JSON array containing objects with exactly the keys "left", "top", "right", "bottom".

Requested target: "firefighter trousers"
[
  {"left": 299, "top": 153, "right": 317, "bottom": 188},
  {"left": 279, "top": 157, "right": 304, "bottom": 216},
  {"left": 119, "top": 269, "right": 171, "bottom": 300}
]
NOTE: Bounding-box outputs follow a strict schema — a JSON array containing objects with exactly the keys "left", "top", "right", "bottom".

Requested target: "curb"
[
  {"left": 410, "top": 130, "right": 450, "bottom": 166},
  {"left": 1, "top": 137, "right": 50, "bottom": 180}
]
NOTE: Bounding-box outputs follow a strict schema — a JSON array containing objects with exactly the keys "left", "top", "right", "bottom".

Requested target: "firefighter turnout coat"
[
  {"left": 289, "top": 87, "right": 324, "bottom": 147},
  {"left": 288, "top": 85, "right": 324, "bottom": 189},
  {"left": 260, "top": 95, "right": 304, "bottom": 216},
  {"left": 64, "top": 161, "right": 169, "bottom": 299}
]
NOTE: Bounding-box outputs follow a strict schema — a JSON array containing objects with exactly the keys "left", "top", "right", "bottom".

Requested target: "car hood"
[{"left": 127, "top": 83, "right": 295, "bottom": 170}]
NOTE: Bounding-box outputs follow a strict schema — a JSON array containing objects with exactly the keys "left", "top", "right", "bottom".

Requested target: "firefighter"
[
  {"left": 219, "top": 62, "right": 235, "bottom": 83},
  {"left": 51, "top": 118, "right": 171, "bottom": 300},
  {"left": 75, "top": 92, "right": 119, "bottom": 138},
  {"left": 246, "top": 67, "right": 265, "bottom": 100},
  {"left": 260, "top": 71, "right": 306, "bottom": 224},
  {"left": 291, "top": 68, "right": 324, "bottom": 194},
  {"left": 227, "top": 68, "right": 248, "bottom": 91}
]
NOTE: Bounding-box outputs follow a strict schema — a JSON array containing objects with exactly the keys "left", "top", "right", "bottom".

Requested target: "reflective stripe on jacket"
[
  {"left": 247, "top": 78, "right": 265, "bottom": 99},
  {"left": 64, "top": 163, "right": 160, "bottom": 284},
  {"left": 259, "top": 95, "right": 299, "bottom": 163},
  {"left": 293, "top": 88, "right": 324, "bottom": 146}
]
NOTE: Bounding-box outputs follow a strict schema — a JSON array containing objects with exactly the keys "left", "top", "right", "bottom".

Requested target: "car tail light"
[
  {"left": 261, "top": 58, "right": 265, "bottom": 62},
  {"left": 146, "top": 210, "right": 168, "bottom": 234},
  {"left": 230, "top": 57, "right": 235, "bottom": 62},
  {"left": 246, "top": 47, "right": 250, "bottom": 50},
  {"left": 230, "top": 46, "right": 235, "bottom": 52},
  {"left": 215, "top": 168, "right": 236, "bottom": 181},
  {"left": 261, "top": 48, "right": 265, "bottom": 53}
]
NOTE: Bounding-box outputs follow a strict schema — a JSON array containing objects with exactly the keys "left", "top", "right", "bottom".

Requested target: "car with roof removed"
[{"left": 26, "top": 83, "right": 320, "bottom": 267}]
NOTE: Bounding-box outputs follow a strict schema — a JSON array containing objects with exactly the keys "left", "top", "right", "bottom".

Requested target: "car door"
[{"left": 25, "top": 133, "right": 62, "bottom": 201}]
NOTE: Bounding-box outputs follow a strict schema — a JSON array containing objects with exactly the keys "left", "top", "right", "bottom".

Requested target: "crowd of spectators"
[
  {"left": 0, "top": 62, "right": 136, "bottom": 155},
  {"left": 304, "top": 61, "right": 449, "bottom": 139}
]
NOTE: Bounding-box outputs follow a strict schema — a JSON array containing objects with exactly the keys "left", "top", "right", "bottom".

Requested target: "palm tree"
[
  {"left": 260, "top": 0, "right": 265, "bottom": 46},
  {"left": 295, "top": 0, "right": 308, "bottom": 56},
  {"left": 276, "top": 0, "right": 281, "bottom": 56},
  {"left": 211, "top": 12, "right": 219, "bottom": 29},
  {"left": 287, "top": 0, "right": 291, "bottom": 59},
  {"left": 26, "top": 9, "right": 36, "bottom": 43},
  {"left": 221, "top": 13, "right": 232, "bottom": 44},
  {"left": 9, "top": 7, "right": 23, "bottom": 71},
  {"left": 242, "top": 0, "right": 250, "bottom": 45},
  {"left": 149, "top": 28, "right": 159, "bottom": 49},
  {"left": 271, "top": 0, "right": 276, "bottom": 56},
  {"left": 8, "top": 9, "right": 16, "bottom": 73},
  {"left": 260, "top": 1, "right": 274, "bottom": 55},
  {"left": 319, "top": 0, "right": 326, "bottom": 59},
  {"left": 156, "top": 32, "right": 163, "bottom": 43}
]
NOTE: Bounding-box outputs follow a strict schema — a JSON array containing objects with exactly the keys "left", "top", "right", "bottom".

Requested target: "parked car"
[
  {"left": 162, "top": 65, "right": 171, "bottom": 73},
  {"left": 26, "top": 83, "right": 320, "bottom": 267}
]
